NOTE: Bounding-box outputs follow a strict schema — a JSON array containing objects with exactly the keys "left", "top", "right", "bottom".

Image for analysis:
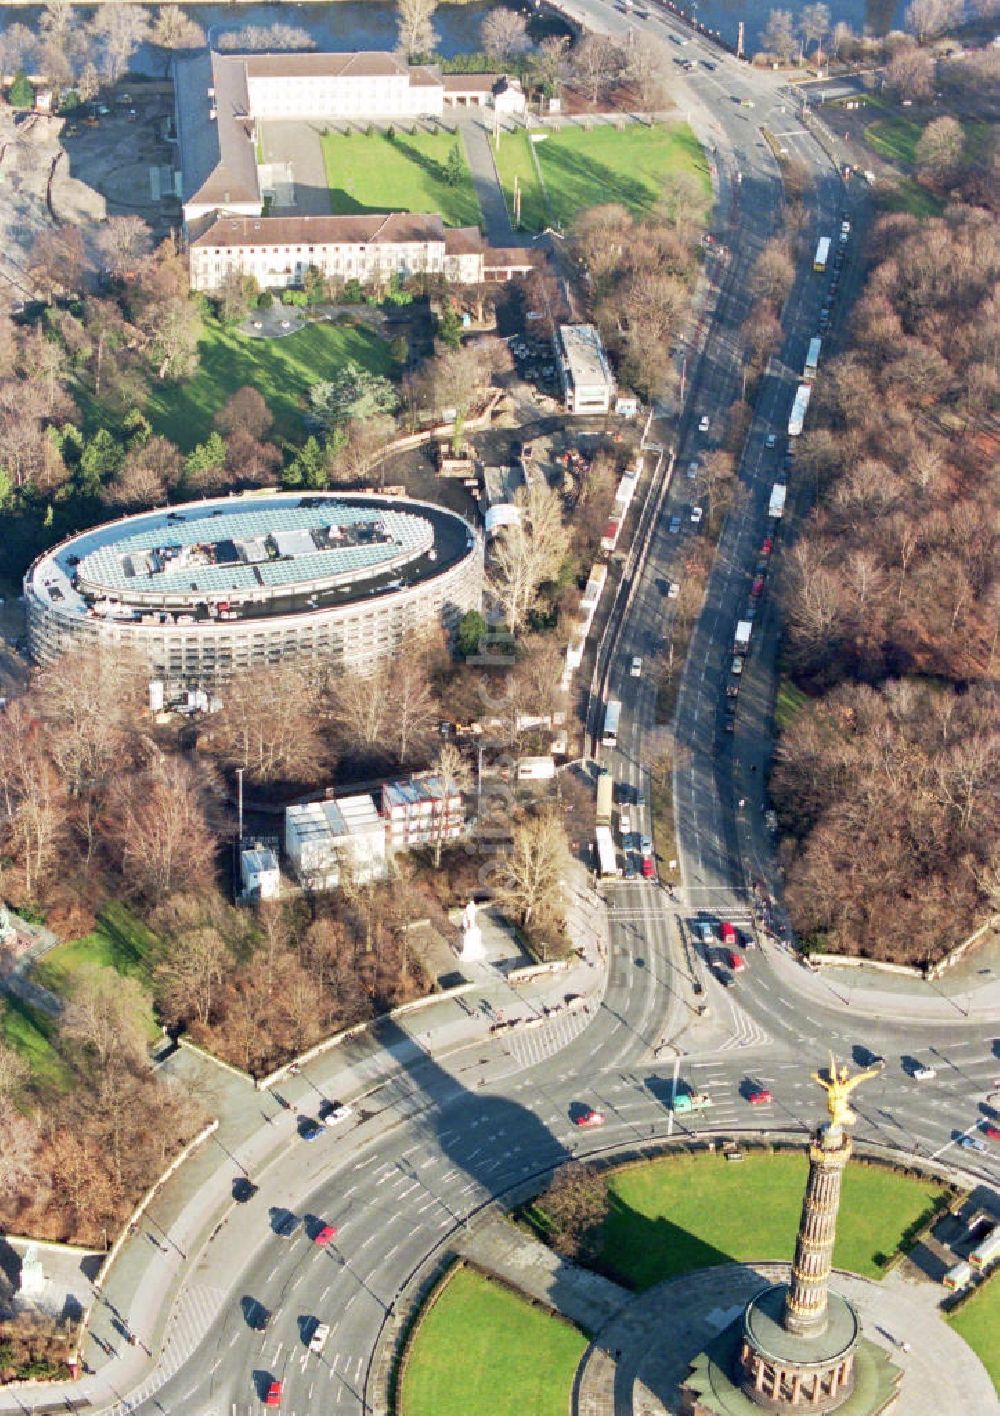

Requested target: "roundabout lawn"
[
  {"left": 401, "top": 1266, "right": 587, "bottom": 1416},
  {"left": 585, "top": 1153, "right": 948, "bottom": 1290}
]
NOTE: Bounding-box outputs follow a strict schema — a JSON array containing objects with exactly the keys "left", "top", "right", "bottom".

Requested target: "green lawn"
[
  {"left": 495, "top": 122, "right": 710, "bottom": 233},
  {"left": 865, "top": 115, "right": 993, "bottom": 169},
  {"left": 0, "top": 995, "right": 70, "bottom": 1091},
  {"left": 588, "top": 1153, "right": 947, "bottom": 1290},
  {"left": 402, "top": 1267, "right": 587, "bottom": 1416},
  {"left": 874, "top": 177, "right": 945, "bottom": 219},
  {"left": 775, "top": 676, "right": 809, "bottom": 732},
  {"left": 493, "top": 128, "right": 550, "bottom": 232},
  {"left": 321, "top": 128, "right": 481, "bottom": 227},
  {"left": 34, "top": 903, "right": 161, "bottom": 1042},
  {"left": 949, "top": 1277, "right": 1000, "bottom": 1391},
  {"left": 147, "top": 317, "right": 395, "bottom": 450}
]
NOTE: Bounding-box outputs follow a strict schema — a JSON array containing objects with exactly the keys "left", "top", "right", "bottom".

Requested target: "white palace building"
[{"left": 175, "top": 47, "right": 532, "bottom": 294}]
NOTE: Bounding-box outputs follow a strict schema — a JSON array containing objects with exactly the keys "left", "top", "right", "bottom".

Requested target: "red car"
[
  {"left": 982, "top": 1124, "right": 1000, "bottom": 1142},
  {"left": 727, "top": 949, "right": 746, "bottom": 973},
  {"left": 313, "top": 1223, "right": 338, "bottom": 1246},
  {"left": 264, "top": 1380, "right": 283, "bottom": 1407},
  {"left": 720, "top": 922, "right": 738, "bottom": 947},
  {"left": 573, "top": 1107, "right": 605, "bottom": 1128},
  {"left": 761, "top": 537, "right": 773, "bottom": 557},
  {"left": 641, "top": 856, "right": 655, "bottom": 879},
  {"left": 748, "top": 1087, "right": 773, "bottom": 1105},
  {"left": 751, "top": 575, "right": 765, "bottom": 598}
]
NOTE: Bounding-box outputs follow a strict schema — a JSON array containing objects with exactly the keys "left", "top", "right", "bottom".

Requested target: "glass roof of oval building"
[{"left": 72, "top": 500, "right": 434, "bottom": 603}]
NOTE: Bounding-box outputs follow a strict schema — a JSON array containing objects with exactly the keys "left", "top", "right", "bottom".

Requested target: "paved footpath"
[
  {"left": 458, "top": 1215, "right": 630, "bottom": 1336},
  {"left": 0, "top": 878, "right": 609, "bottom": 1414},
  {"left": 572, "top": 1261, "right": 998, "bottom": 1416}
]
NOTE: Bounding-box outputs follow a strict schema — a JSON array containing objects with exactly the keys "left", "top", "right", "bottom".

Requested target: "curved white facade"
[{"left": 25, "top": 492, "right": 483, "bottom": 689}]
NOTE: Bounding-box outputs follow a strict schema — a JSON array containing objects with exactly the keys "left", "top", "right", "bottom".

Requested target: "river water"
[{"left": 4, "top": 0, "right": 907, "bottom": 77}]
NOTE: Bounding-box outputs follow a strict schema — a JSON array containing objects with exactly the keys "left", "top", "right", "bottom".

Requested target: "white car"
[
  {"left": 690, "top": 506, "right": 703, "bottom": 524},
  {"left": 687, "top": 460, "right": 699, "bottom": 479},
  {"left": 731, "top": 656, "right": 743, "bottom": 676},
  {"left": 630, "top": 656, "right": 643, "bottom": 678},
  {"left": 765, "top": 433, "right": 777, "bottom": 449},
  {"left": 309, "top": 1321, "right": 331, "bottom": 1353},
  {"left": 321, "top": 1102, "right": 353, "bottom": 1127},
  {"left": 698, "top": 415, "right": 710, "bottom": 432},
  {"left": 620, "top": 811, "right": 631, "bottom": 835},
  {"left": 668, "top": 581, "right": 680, "bottom": 599},
  {"left": 912, "top": 1065, "right": 936, "bottom": 1081}
]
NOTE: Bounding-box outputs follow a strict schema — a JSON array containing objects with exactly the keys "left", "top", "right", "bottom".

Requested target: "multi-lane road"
[{"left": 15, "top": 13, "right": 996, "bottom": 1416}]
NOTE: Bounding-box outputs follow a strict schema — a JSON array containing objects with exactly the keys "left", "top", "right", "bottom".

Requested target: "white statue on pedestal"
[
  {"left": 18, "top": 1244, "right": 46, "bottom": 1301},
  {"left": 458, "top": 899, "right": 486, "bottom": 962}
]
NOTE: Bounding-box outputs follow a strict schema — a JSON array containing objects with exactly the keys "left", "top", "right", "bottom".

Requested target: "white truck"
[
  {"left": 734, "top": 620, "right": 753, "bottom": 655},
  {"left": 788, "top": 383, "right": 812, "bottom": 437},
  {"left": 768, "top": 484, "right": 787, "bottom": 519}
]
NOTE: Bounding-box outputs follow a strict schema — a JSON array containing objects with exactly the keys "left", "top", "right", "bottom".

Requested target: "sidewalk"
[
  {"left": 0, "top": 879, "right": 609, "bottom": 1414},
  {"left": 761, "top": 935, "right": 1000, "bottom": 1024}
]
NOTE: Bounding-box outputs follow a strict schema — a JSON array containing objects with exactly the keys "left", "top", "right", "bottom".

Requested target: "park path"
[
  {"left": 458, "top": 1215, "right": 630, "bottom": 1334},
  {"left": 454, "top": 109, "right": 520, "bottom": 246}
]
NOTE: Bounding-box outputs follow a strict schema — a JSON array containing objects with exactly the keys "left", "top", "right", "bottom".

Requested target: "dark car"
[
  {"left": 299, "top": 1117, "right": 323, "bottom": 1143},
  {"left": 273, "top": 1208, "right": 302, "bottom": 1238}
]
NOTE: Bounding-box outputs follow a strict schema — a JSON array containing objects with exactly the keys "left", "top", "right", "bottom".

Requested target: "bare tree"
[
  {"left": 885, "top": 44, "right": 936, "bottom": 102},
  {"left": 396, "top": 0, "right": 437, "bottom": 58},
  {"left": 752, "top": 236, "right": 796, "bottom": 307},
  {"left": 329, "top": 669, "right": 392, "bottom": 754},
  {"left": 0, "top": 23, "right": 37, "bottom": 82},
  {"left": 490, "top": 480, "right": 572, "bottom": 633},
  {"left": 915, "top": 115, "right": 965, "bottom": 185},
  {"left": 214, "top": 387, "right": 273, "bottom": 441},
  {"left": 211, "top": 664, "right": 326, "bottom": 785},
  {"left": 571, "top": 34, "right": 617, "bottom": 103},
  {"left": 430, "top": 741, "right": 472, "bottom": 866},
  {"left": 0, "top": 1101, "right": 37, "bottom": 1198},
  {"left": 799, "top": 3, "right": 831, "bottom": 57},
  {"left": 88, "top": 4, "right": 150, "bottom": 84},
  {"left": 0, "top": 700, "right": 69, "bottom": 899},
  {"left": 217, "top": 23, "right": 316, "bottom": 52},
  {"left": 108, "top": 757, "right": 217, "bottom": 902},
  {"left": 494, "top": 808, "right": 571, "bottom": 930},
  {"left": 98, "top": 215, "right": 153, "bottom": 279},
  {"left": 536, "top": 1162, "right": 609, "bottom": 1259},
  {"left": 156, "top": 925, "right": 228, "bottom": 1029},
  {"left": 102, "top": 436, "right": 183, "bottom": 510},
  {"left": 387, "top": 653, "right": 440, "bottom": 765},
  {"left": 624, "top": 32, "right": 672, "bottom": 114},
  {"left": 61, "top": 964, "right": 149, "bottom": 1074},
  {"left": 905, "top": 0, "right": 964, "bottom": 40},
  {"left": 150, "top": 6, "right": 205, "bottom": 73},
  {"left": 481, "top": 8, "right": 531, "bottom": 67},
  {"left": 761, "top": 10, "right": 798, "bottom": 62}
]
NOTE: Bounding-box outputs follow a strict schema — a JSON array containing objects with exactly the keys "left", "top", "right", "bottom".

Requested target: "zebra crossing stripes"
[{"left": 500, "top": 1007, "right": 593, "bottom": 1069}]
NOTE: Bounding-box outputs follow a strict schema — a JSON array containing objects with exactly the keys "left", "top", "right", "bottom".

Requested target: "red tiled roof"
[{"left": 191, "top": 211, "right": 448, "bottom": 249}]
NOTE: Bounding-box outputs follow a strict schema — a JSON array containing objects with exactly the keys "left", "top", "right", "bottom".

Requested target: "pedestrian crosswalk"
[
  {"left": 500, "top": 1006, "right": 594, "bottom": 1070},
  {"left": 113, "top": 1282, "right": 228, "bottom": 1410}
]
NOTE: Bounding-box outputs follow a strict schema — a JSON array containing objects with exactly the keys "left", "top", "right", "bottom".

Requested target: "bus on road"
[
  {"left": 602, "top": 699, "right": 621, "bottom": 749},
  {"left": 804, "top": 336, "right": 822, "bottom": 381},
  {"left": 813, "top": 237, "right": 831, "bottom": 272}
]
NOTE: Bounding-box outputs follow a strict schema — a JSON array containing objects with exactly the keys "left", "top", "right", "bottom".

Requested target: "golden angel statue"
[{"left": 811, "top": 1052, "right": 883, "bottom": 1131}]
